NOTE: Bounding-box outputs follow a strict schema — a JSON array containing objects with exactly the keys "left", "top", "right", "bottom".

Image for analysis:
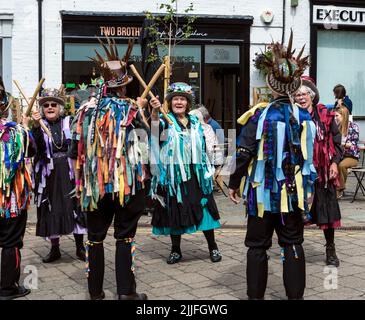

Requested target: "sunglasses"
[{"left": 43, "top": 102, "right": 58, "bottom": 108}]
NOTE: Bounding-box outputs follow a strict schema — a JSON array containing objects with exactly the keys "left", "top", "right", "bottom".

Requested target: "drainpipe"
[
  {"left": 37, "top": 0, "right": 43, "bottom": 82},
  {"left": 282, "top": 0, "right": 286, "bottom": 44}
]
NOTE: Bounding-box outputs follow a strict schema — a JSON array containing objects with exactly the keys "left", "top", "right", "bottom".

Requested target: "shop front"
[
  {"left": 61, "top": 11, "right": 253, "bottom": 132},
  {"left": 310, "top": 0, "right": 365, "bottom": 121},
  {"left": 0, "top": 13, "right": 13, "bottom": 91}
]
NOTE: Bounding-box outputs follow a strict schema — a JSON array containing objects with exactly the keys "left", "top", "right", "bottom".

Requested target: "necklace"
[{"left": 47, "top": 120, "right": 64, "bottom": 150}]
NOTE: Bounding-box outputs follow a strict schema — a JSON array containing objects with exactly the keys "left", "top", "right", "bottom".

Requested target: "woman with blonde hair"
[{"left": 335, "top": 105, "right": 360, "bottom": 198}]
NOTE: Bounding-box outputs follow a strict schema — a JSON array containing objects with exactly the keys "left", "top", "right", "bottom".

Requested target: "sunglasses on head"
[{"left": 43, "top": 102, "right": 58, "bottom": 108}]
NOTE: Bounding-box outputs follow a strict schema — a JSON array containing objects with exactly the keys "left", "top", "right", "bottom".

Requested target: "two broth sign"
[{"left": 313, "top": 5, "right": 365, "bottom": 27}]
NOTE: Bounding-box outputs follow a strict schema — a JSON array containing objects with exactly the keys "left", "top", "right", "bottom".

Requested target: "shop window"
[
  {"left": 205, "top": 45, "right": 239, "bottom": 64},
  {"left": 317, "top": 30, "right": 365, "bottom": 116},
  {"left": 64, "top": 43, "right": 201, "bottom": 102},
  {"left": 0, "top": 39, "right": 3, "bottom": 78}
]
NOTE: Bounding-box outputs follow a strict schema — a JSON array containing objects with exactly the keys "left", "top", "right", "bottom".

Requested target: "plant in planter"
[{"left": 253, "top": 47, "right": 273, "bottom": 76}]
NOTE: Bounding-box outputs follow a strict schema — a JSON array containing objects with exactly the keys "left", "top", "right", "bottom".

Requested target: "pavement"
[{"left": 5, "top": 173, "right": 365, "bottom": 300}]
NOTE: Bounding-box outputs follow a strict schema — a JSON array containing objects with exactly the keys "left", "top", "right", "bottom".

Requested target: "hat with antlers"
[
  {"left": 263, "top": 30, "right": 310, "bottom": 96},
  {"left": 91, "top": 37, "right": 134, "bottom": 88}
]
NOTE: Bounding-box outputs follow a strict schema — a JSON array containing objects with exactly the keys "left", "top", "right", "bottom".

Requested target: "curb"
[{"left": 26, "top": 222, "right": 365, "bottom": 231}]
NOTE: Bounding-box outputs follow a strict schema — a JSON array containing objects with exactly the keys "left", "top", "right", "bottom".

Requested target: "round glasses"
[
  {"left": 295, "top": 92, "right": 309, "bottom": 98},
  {"left": 43, "top": 102, "right": 58, "bottom": 108}
]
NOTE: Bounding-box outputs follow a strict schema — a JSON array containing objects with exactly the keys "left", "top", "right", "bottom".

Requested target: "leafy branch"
[{"left": 143, "top": 0, "right": 196, "bottom": 64}]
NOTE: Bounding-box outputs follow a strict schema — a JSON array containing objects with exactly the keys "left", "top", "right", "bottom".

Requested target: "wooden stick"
[
  {"left": 140, "top": 64, "right": 166, "bottom": 99},
  {"left": 14, "top": 98, "right": 22, "bottom": 124},
  {"left": 4, "top": 95, "right": 14, "bottom": 113},
  {"left": 13, "top": 80, "right": 51, "bottom": 137},
  {"left": 26, "top": 78, "right": 45, "bottom": 116},
  {"left": 130, "top": 64, "right": 173, "bottom": 125},
  {"left": 163, "top": 56, "right": 171, "bottom": 113}
]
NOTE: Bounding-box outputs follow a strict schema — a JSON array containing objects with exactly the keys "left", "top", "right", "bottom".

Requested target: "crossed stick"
[
  {"left": 130, "top": 64, "right": 173, "bottom": 126},
  {"left": 13, "top": 79, "right": 52, "bottom": 137}
]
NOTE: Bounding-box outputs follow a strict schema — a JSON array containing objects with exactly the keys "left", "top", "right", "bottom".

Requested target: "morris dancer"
[
  {"left": 32, "top": 88, "right": 87, "bottom": 263},
  {"left": 0, "top": 77, "right": 35, "bottom": 300},
  {"left": 70, "top": 39, "right": 149, "bottom": 300},
  {"left": 228, "top": 32, "right": 316, "bottom": 299},
  {"left": 149, "top": 82, "right": 222, "bottom": 264}
]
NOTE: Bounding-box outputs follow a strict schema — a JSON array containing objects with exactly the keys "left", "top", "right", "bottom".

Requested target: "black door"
[{"left": 203, "top": 65, "right": 240, "bottom": 136}]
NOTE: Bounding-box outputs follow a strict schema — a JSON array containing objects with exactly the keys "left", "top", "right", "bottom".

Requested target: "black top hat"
[{"left": 91, "top": 37, "right": 134, "bottom": 88}]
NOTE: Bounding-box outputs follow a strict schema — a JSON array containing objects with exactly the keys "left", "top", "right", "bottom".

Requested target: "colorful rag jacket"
[
  {"left": 343, "top": 121, "right": 359, "bottom": 159},
  {"left": 229, "top": 98, "right": 317, "bottom": 219},
  {"left": 72, "top": 96, "right": 150, "bottom": 211},
  {"left": 33, "top": 116, "right": 74, "bottom": 207},
  {"left": 150, "top": 113, "right": 215, "bottom": 205},
  {"left": 0, "top": 120, "right": 34, "bottom": 218},
  {"left": 311, "top": 104, "right": 342, "bottom": 188}
]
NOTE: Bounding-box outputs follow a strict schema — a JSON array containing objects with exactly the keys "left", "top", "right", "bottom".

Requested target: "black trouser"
[
  {"left": 245, "top": 211, "right": 305, "bottom": 299},
  {"left": 86, "top": 190, "right": 146, "bottom": 296},
  {"left": 0, "top": 211, "right": 27, "bottom": 296}
]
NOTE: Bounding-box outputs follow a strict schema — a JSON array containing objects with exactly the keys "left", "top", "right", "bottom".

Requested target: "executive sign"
[{"left": 313, "top": 5, "right": 365, "bottom": 27}]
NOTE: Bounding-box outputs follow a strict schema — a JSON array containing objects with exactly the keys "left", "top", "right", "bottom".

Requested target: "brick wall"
[{"left": 2, "top": 0, "right": 311, "bottom": 105}]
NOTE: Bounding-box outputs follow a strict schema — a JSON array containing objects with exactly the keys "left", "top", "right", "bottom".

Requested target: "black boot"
[
  {"left": 325, "top": 243, "right": 339, "bottom": 267},
  {"left": 167, "top": 236, "right": 182, "bottom": 264},
  {"left": 87, "top": 242, "right": 105, "bottom": 300},
  {"left": 118, "top": 293, "right": 148, "bottom": 300},
  {"left": 0, "top": 247, "right": 31, "bottom": 300},
  {"left": 42, "top": 245, "right": 61, "bottom": 263},
  {"left": 90, "top": 290, "right": 105, "bottom": 300},
  {"left": 74, "top": 234, "right": 86, "bottom": 262}
]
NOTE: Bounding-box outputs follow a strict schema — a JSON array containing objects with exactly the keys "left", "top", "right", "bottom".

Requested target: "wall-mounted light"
[
  {"left": 261, "top": 10, "right": 274, "bottom": 24},
  {"left": 291, "top": 0, "right": 299, "bottom": 7}
]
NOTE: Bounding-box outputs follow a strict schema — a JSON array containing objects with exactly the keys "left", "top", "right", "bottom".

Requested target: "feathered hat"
[
  {"left": 90, "top": 37, "right": 134, "bottom": 88},
  {"left": 263, "top": 30, "right": 310, "bottom": 96}
]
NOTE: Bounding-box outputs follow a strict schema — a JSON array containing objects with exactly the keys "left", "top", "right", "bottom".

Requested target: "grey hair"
[
  {"left": 189, "top": 109, "right": 204, "bottom": 124},
  {"left": 39, "top": 102, "right": 65, "bottom": 117},
  {"left": 196, "top": 104, "right": 210, "bottom": 120},
  {"left": 299, "top": 85, "right": 316, "bottom": 101}
]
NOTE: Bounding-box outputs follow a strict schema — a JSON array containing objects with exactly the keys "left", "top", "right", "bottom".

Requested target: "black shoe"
[
  {"left": 0, "top": 285, "right": 31, "bottom": 300},
  {"left": 166, "top": 252, "right": 182, "bottom": 264},
  {"left": 118, "top": 293, "right": 148, "bottom": 300},
  {"left": 42, "top": 246, "right": 61, "bottom": 263},
  {"left": 90, "top": 290, "right": 105, "bottom": 300},
  {"left": 326, "top": 243, "right": 340, "bottom": 267},
  {"left": 210, "top": 249, "right": 222, "bottom": 263},
  {"left": 76, "top": 247, "right": 86, "bottom": 262}
]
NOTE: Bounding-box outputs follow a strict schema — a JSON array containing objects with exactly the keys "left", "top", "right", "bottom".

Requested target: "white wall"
[{"left": 1, "top": 0, "right": 311, "bottom": 104}]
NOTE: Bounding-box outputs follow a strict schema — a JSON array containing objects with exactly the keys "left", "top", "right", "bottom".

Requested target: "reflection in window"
[
  {"left": 0, "top": 39, "right": 3, "bottom": 78},
  {"left": 64, "top": 43, "right": 201, "bottom": 103},
  {"left": 317, "top": 30, "right": 365, "bottom": 116}
]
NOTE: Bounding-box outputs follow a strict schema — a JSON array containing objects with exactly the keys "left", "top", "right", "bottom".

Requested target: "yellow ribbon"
[
  {"left": 295, "top": 165, "right": 304, "bottom": 211},
  {"left": 301, "top": 121, "right": 308, "bottom": 160},
  {"left": 237, "top": 102, "right": 269, "bottom": 126},
  {"left": 281, "top": 183, "right": 289, "bottom": 213}
]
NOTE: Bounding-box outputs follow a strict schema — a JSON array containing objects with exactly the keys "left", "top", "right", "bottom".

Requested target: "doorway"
[{"left": 203, "top": 66, "right": 240, "bottom": 136}]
